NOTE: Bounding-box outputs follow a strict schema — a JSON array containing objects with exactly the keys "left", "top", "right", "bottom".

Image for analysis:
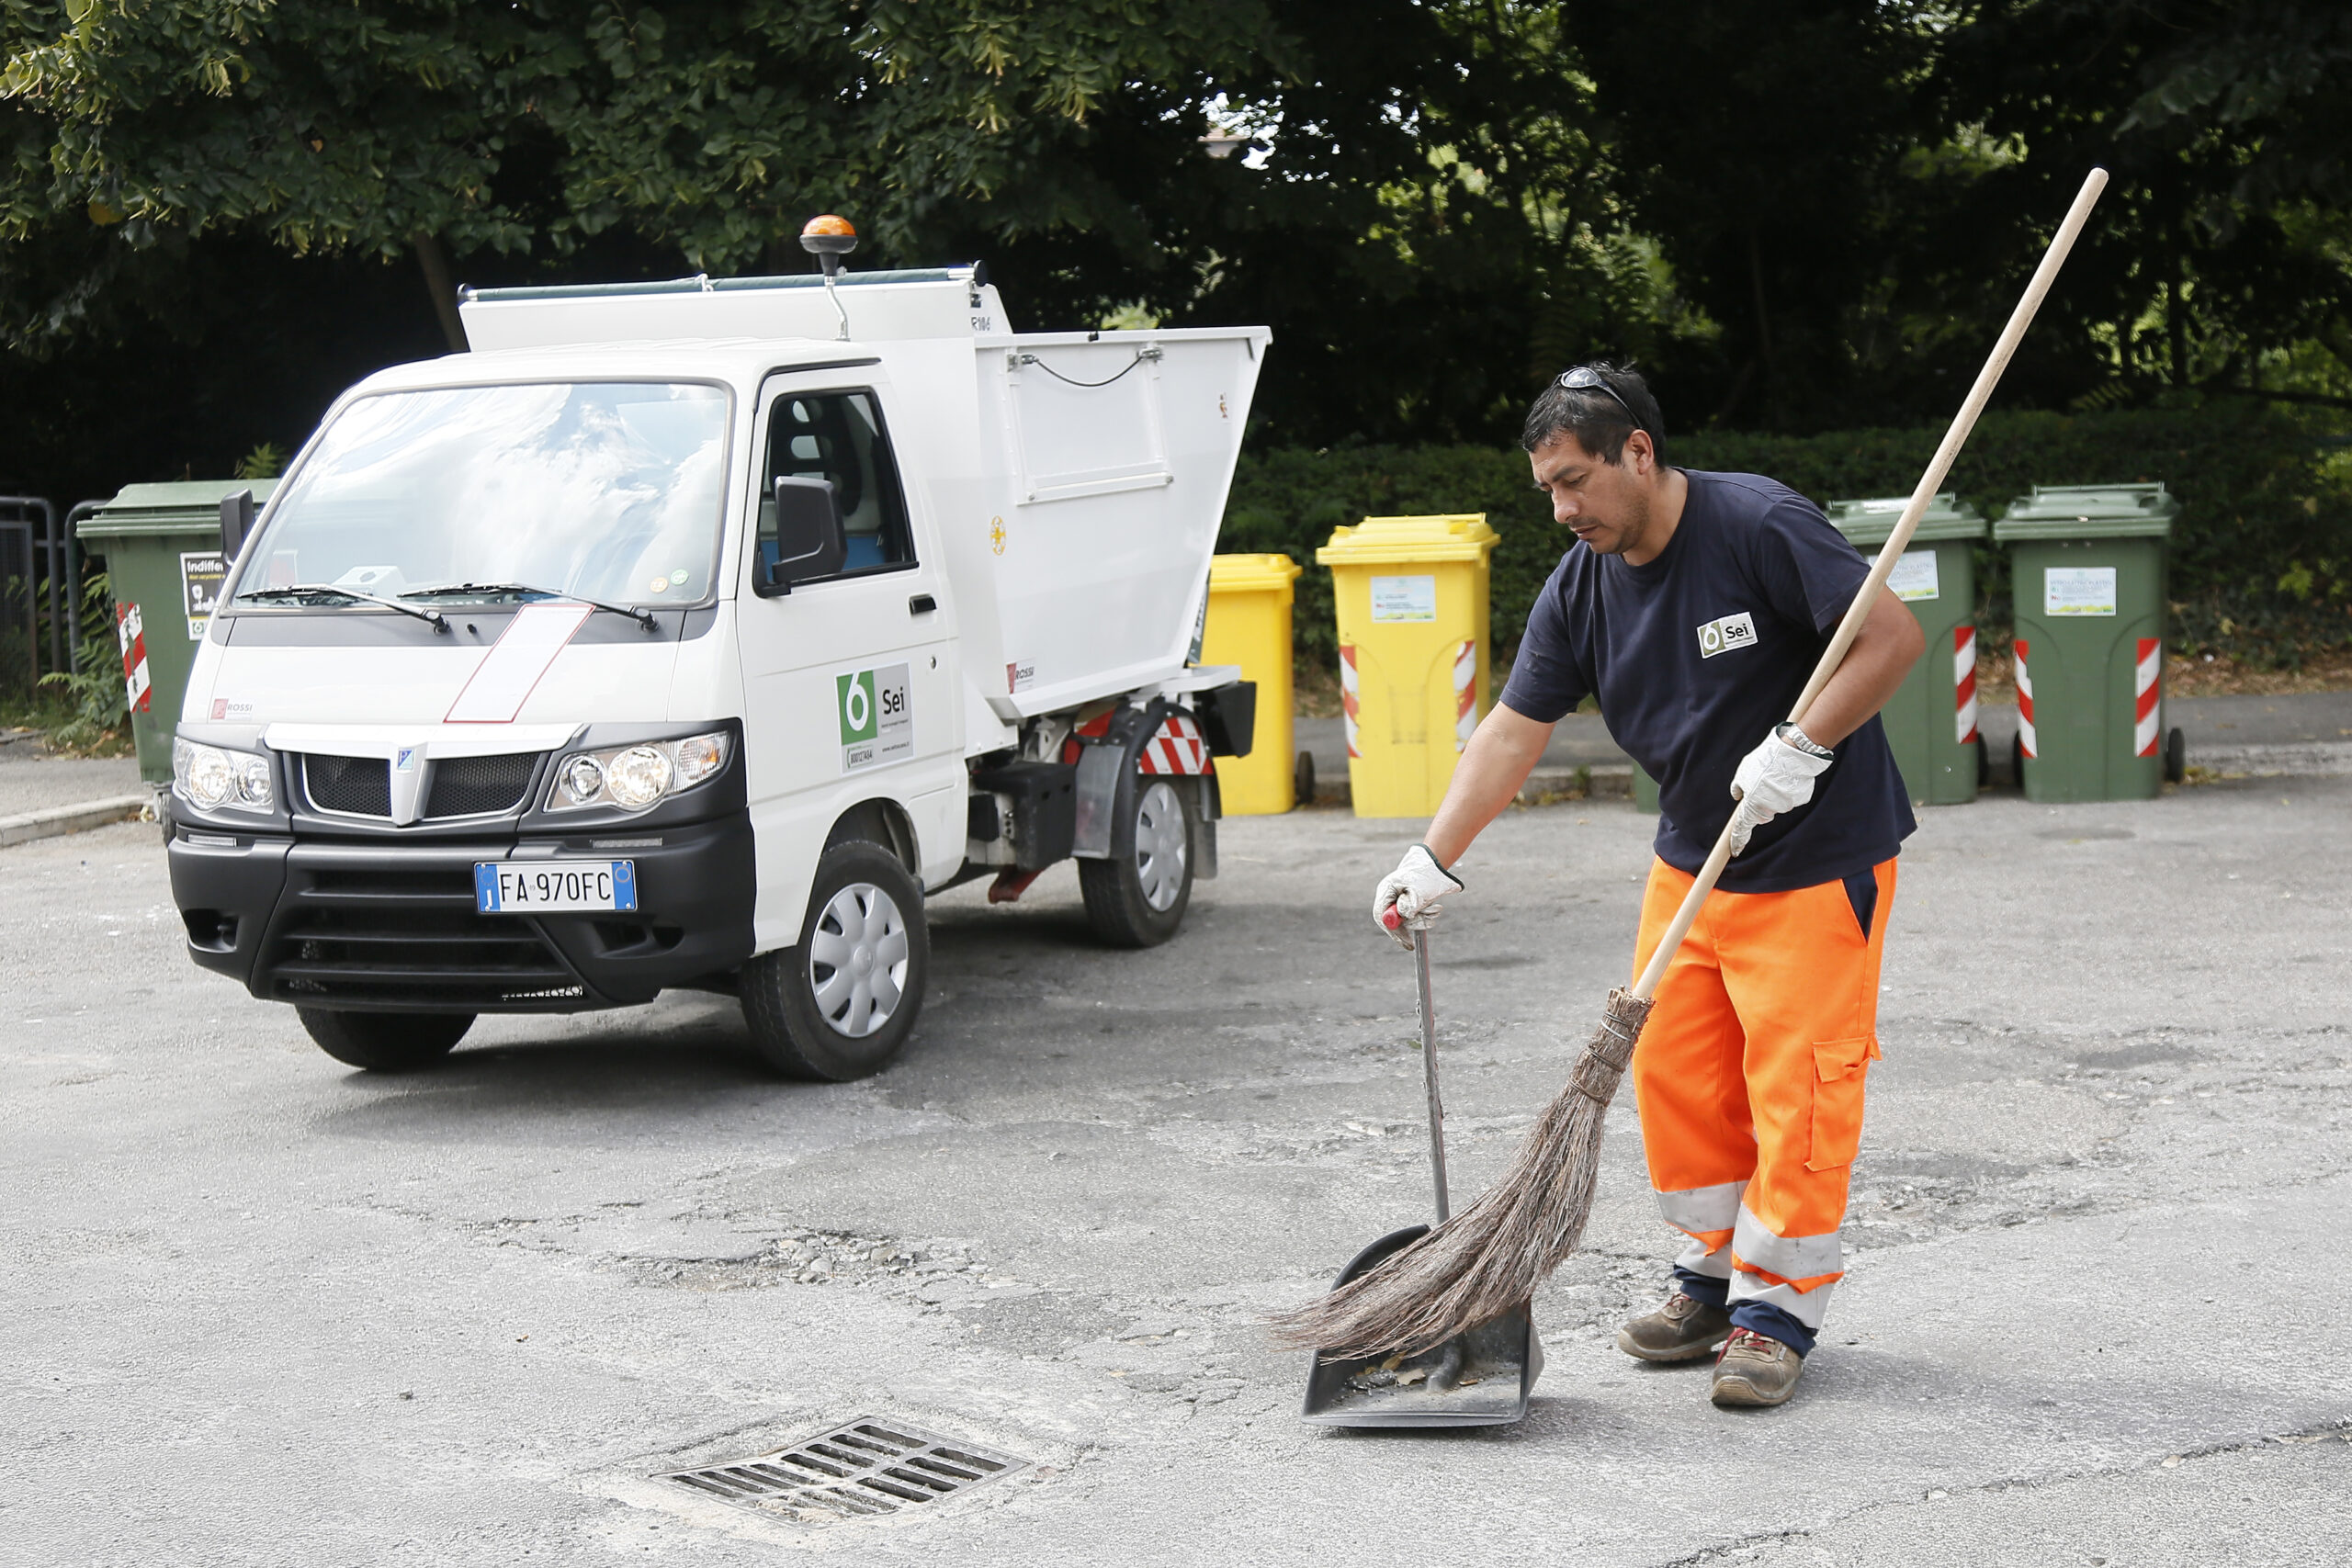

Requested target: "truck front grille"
[
  {"left": 303, "top": 754, "right": 390, "bottom": 817},
  {"left": 262, "top": 862, "right": 585, "bottom": 1010},
  {"left": 425, "top": 753, "right": 537, "bottom": 818},
  {"left": 298, "top": 751, "right": 540, "bottom": 821}
]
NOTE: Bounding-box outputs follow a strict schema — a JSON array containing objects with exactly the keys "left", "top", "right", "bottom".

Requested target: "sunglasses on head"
[{"left": 1554, "top": 366, "right": 1645, "bottom": 434}]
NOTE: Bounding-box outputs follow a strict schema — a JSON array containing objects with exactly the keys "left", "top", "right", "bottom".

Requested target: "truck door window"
[{"left": 758, "top": 390, "right": 913, "bottom": 577}]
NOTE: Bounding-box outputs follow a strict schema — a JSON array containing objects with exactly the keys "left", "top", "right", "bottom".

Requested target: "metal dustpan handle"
[{"left": 1412, "top": 925, "right": 1450, "bottom": 1224}]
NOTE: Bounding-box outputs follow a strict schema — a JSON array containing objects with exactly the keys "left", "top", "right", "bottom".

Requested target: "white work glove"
[
  {"left": 1372, "top": 844, "right": 1464, "bottom": 950},
  {"left": 1725, "top": 723, "right": 1834, "bottom": 856}
]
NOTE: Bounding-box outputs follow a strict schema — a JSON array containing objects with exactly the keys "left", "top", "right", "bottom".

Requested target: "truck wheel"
[
  {"left": 1080, "top": 777, "right": 1195, "bottom": 948},
  {"left": 2164, "top": 726, "right": 2186, "bottom": 784},
  {"left": 298, "top": 1008, "right": 474, "bottom": 1072},
  {"left": 741, "top": 840, "right": 928, "bottom": 1081}
]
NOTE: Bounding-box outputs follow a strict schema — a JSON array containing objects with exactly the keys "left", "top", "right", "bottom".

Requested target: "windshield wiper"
[
  {"left": 401, "top": 582, "right": 660, "bottom": 632},
  {"left": 236, "top": 583, "right": 448, "bottom": 632}
]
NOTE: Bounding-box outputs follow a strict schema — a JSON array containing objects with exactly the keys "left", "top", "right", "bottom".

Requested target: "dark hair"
[{"left": 1520, "top": 363, "right": 1667, "bottom": 468}]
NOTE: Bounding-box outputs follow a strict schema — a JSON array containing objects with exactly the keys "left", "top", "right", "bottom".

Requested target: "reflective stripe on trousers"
[
  {"left": 1655, "top": 1179, "right": 1744, "bottom": 1247},
  {"left": 1632, "top": 856, "right": 1895, "bottom": 1328},
  {"left": 1680, "top": 1235, "right": 1839, "bottom": 1328}
]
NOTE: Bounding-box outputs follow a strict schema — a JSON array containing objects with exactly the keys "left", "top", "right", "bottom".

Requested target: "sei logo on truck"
[
  {"left": 838, "top": 663, "right": 914, "bottom": 773},
  {"left": 1695, "top": 610, "right": 1758, "bottom": 659}
]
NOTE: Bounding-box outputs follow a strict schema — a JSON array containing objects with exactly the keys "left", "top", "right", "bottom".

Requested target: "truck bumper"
[{"left": 167, "top": 813, "right": 758, "bottom": 1013}]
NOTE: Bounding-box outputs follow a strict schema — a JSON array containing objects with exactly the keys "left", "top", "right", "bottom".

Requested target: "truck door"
[{"left": 735, "top": 377, "right": 963, "bottom": 945}]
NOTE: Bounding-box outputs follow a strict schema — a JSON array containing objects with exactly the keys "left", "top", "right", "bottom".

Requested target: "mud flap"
[{"left": 1071, "top": 702, "right": 1157, "bottom": 861}]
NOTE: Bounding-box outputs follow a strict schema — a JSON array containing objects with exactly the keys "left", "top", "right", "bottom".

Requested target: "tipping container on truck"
[{"left": 160, "top": 255, "right": 1268, "bottom": 1079}]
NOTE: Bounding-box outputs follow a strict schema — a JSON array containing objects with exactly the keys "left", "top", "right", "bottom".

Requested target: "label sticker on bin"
[
  {"left": 2044, "top": 567, "right": 2118, "bottom": 616},
  {"left": 179, "top": 551, "right": 227, "bottom": 639},
  {"left": 1887, "top": 549, "right": 1940, "bottom": 603},
  {"left": 475, "top": 860, "right": 638, "bottom": 913},
  {"left": 1369, "top": 574, "right": 1437, "bottom": 622}
]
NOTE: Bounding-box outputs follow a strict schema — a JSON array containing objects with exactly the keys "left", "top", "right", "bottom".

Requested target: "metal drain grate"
[{"left": 658, "top": 1417, "right": 1024, "bottom": 1522}]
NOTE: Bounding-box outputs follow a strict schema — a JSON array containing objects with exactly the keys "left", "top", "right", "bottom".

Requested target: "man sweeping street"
[{"left": 1372, "top": 365, "right": 1926, "bottom": 1408}]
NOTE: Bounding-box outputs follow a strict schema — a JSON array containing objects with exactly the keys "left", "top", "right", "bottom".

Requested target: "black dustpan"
[{"left": 1301, "top": 925, "right": 1542, "bottom": 1427}]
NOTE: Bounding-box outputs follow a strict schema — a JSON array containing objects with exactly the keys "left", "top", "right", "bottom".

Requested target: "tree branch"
[{"left": 412, "top": 232, "right": 466, "bottom": 353}]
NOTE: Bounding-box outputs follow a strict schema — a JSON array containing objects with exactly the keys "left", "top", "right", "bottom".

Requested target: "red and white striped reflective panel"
[
  {"left": 1453, "top": 638, "right": 1477, "bottom": 753},
  {"left": 1060, "top": 710, "right": 1108, "bottom": 766},
  {"left": 1954, "top": 626, "right": 1978, "bottom": 744},
  {"left": 1340, "top": 644, "right": 1362, "bottom": 759},
  {"left": 2133, "top": 637, "right": 2162, "bottom": 757},
  {"left": 1137, "top": 711, "right": 1213, "bottom": 775},
  {"left": 2015, "top": 638, "right": 2036, "bottom": 759},
  {"left": 117, "top": 601, "right": 153, "bottom": 715}
]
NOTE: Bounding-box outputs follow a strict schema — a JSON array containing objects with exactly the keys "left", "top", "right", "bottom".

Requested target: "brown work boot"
[
  {"left": 1616, "top": 1292, "right": 1734, "bottom": 1363},
  {"left": 1710, "top": 1326, "right": 1804, "bottom": 1407}
]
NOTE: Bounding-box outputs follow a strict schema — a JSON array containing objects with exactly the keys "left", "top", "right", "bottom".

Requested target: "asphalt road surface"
[{"left": 7, "top": 774, "right": 2349, "bottom": 1565}]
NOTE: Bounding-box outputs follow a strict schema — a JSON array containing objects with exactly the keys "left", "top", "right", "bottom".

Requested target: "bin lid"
[
  {"left": 1209, "top": 552, "right": 1304, "bottom": 592},
  {"left": 74, "top": 479, "right": 279, "bottom": 542},
  {"left": 1992, "top": 481, "right": 2176, "bottom": 541},
  {"left": 1315, "top": 513, "right": 1496, "bottom": 565},
  {"left": 1822, "top": 491, "right": 1986, "bottom": 547}
]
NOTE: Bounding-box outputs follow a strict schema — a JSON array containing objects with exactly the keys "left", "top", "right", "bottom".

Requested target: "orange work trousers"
[{"left": 1629, "top": 856, "right": 1895, "bottom": 1331}]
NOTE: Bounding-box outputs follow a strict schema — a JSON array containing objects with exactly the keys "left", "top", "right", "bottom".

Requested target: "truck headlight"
[
  {"left": 546, "top": 730, "right": 729, "bottom": 814},
  {"left": 606, "top": 745, "right": 674, "bottom": 808},
  {"left": 560, "top": 754, "right": 605, "bottom": 806},
  {"left": 173, "top": 737, "right": 276, "bottom": 814}
]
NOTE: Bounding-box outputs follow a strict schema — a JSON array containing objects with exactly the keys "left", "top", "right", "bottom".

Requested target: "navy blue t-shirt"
[{"left": 1498, "top": 469, "right": 1915, "bottom": 893}]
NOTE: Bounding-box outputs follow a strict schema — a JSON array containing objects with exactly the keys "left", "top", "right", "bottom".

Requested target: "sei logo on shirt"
[{"left": 1695, "top": 610, "right": 1758, "bottom": 659}]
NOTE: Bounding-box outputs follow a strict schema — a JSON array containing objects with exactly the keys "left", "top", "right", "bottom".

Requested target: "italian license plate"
[{"left": 473, "top": 860, "right": 638, "bottom": 913}]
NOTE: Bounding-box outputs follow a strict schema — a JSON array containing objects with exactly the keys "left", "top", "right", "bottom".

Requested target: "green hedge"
[{"left": 1224, "top": 404, "right": 2352, "bottom": 671}]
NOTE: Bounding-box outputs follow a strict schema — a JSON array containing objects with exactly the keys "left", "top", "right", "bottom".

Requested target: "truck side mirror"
[
  {"left": 220, "top": 488, "right": 256, "bottom": 560},
  {"left": 755, "top": 476, "right": 847, "bottom": 596}
]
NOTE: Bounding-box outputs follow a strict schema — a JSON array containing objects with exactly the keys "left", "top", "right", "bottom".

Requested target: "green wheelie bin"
[
  {"left": 1825, "top": 492, "right": 1988, "bottom": 805},
  {"left": 1992, "top": 482, "right": 2181, "bottom": 802},
  {"left": 74, "top": 479, "right": 277, "bottom": 783}
]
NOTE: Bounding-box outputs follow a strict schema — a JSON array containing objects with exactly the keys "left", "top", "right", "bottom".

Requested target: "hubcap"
[
  {"left": 1133, "top": 780, "right": 1188, "bottom": 912},
  {"left": 806, "top": 882, "right": 910, "bottom": 1038}
]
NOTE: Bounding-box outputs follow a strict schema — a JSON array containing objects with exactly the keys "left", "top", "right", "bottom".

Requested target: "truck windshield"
[{"left": 243, "top": 380, "right": 729, "bottom": 609}]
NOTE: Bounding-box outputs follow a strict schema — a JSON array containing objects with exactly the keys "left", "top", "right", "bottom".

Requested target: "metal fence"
[
  {"left": 0, "top": 495, "right": 86, "bottom": 699},
  {"left": 0, "top": 516, "right": 33, "bottom": 696}
]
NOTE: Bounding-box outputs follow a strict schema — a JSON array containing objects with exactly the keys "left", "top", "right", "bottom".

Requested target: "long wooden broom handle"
[{"left": 1630, "top": 167, "right": 2109, "bottom": 1003}]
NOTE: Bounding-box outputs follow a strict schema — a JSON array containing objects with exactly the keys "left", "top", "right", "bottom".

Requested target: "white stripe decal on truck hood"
[{"left": 446, "top": 603, "right": 596, "bottom": 724}]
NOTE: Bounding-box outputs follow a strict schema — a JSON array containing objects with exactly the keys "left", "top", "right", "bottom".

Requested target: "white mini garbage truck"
[{"left": 163, "top": 259, "right": 1269, "bottom": 1079}]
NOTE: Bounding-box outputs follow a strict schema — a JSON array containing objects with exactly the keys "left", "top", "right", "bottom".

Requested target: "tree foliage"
[
  {"left": 0, "top": 0, "right": 1290, "bottom": 266},
  {"left": 1, "top": 0, "right": 2349, "bottom": 494},
  {"left": 1914, "top": 0, "right": 2352, "bottom": 412}
]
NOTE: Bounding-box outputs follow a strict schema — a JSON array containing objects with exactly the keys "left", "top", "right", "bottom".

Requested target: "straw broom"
[{"left": 1270, "top": 168, "right": 2112, "bottom": 1362}]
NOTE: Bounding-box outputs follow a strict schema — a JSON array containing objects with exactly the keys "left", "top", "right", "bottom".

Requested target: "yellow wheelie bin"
[
  {"left": 1316, "top": 514, "right": 1498, "bottom": 818},
  {"left": 1201, "top": 553, "right": 1304, "bottom": 813}
]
